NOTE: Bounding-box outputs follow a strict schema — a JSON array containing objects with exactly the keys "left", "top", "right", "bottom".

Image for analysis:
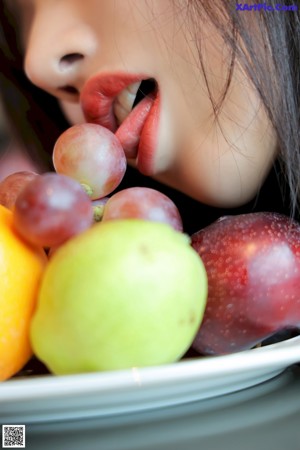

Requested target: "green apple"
[{"left": 30, "top": 220, "right": 207, "bottom": 374}]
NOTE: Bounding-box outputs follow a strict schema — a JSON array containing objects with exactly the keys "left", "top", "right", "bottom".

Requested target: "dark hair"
[
  {"left": 189, "top": 1, "right": 300, "bottom": 214},
  {"left": 0, "top": 1, "right": 299, "bottom": 212}
]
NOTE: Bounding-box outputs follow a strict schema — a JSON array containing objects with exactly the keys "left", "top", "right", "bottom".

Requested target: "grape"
[
  {"left": 101, "top": 187, "right": 183, "bottom": 231},
  {"left": 53, "top": 123, "right": 127, "bottom": 200},
  {"left": 0, "top": 171, "right": 38, "bottom": 210},
  {"left": 13, "top": 173, "right": 94, "bottom": 248}
]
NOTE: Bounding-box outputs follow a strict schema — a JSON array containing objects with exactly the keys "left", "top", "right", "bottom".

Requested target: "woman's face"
[{"left": 13, "top": 0, "right": 276, "bottom": 207}]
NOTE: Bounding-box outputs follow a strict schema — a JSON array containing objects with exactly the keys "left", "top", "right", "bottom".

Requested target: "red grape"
[
  {"left": 0, "top": 171, "right": 38, "bottom": 210},
  {"left": 101, "top": 187, "right": 183, "bottom": 231},
  {"left": 13, "top": 173, "right": 94, "bottom": 247},
  {"left": 53, "top": 123, "right": 127, "bottom": 200}
]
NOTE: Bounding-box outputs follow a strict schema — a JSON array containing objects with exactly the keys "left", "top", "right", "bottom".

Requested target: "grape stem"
[
  {"left": 81, "top": 183, "right": 93, "bottom": 197},
  {"left": 93, "top": 205, "right": 105, "bottom": 222}
]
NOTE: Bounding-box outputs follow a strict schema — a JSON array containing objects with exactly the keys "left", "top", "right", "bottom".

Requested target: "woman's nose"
[{"left": 24, "top": 8, "right": 98, "bottom": 100}]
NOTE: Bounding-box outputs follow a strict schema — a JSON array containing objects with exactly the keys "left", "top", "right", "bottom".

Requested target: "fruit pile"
[
  {"left": 0, "top": 122, "right": 299, "bottom": 380},
  {"left": 0, "top": 123, "right": 207, "bottom": 380},
  {"left": 5, "top": 124, "right": 184, "bottom": 250}
]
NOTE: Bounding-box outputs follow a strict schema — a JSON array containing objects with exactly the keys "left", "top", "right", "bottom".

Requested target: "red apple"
[{"left": 191, "top": 212, "right": 300, "bottom": 355}]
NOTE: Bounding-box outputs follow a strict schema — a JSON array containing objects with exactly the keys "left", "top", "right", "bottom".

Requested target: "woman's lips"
[{"left": 80, "top": 73, "right": 160, "bottom": 176}]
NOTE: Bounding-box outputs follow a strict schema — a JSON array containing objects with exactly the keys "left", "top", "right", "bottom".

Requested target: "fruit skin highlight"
[
  {"left": 0, "top": 205, "right": 47, "bottom": 381},
  {"left": 102, "top": 187, "right": 183, "bottom": 231},
  {"left": 31, "top": 220, "right": 207, "bottom": 375},
  {"left": 13, "top": 173, "right": 94, "bottom": 248},
  {"left": 191, "top": 212, "right": 300, "bottom": 355},
  {"left": 53, "top": 123, "right": 127, "bottom": 200}
]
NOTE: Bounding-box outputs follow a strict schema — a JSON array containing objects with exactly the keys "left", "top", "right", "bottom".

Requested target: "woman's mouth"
[
  {"left": 80, "top": 74, "right": 160, "bottom": 176},
  {"left": 114, "top": 79, "right": 157, "bottom": 126}
]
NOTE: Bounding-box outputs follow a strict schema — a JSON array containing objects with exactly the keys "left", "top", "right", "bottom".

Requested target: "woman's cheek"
[{"left": 153, "top": 121, "right": 276, "bottom": 208}]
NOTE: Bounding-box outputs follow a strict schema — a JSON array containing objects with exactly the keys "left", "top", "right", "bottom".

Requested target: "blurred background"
[{"left": 0, "top": 99, "right": 37, "bottom": 181}]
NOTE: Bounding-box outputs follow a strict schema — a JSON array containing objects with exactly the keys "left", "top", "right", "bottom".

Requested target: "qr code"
[{"left": 2, "top": 425, "right": 25, "bottom": 448}]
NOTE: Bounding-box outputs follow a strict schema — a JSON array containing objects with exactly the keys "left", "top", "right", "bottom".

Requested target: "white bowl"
[{"left": 1, "top": 335, "right": 300, "bottom": 424}]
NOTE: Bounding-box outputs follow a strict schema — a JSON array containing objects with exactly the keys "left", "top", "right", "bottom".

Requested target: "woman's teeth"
[
  {"left": 114, "top": 79, "right": 157, "bottom": 127},
  {"left": 114, "top": 81, "right": 141, "bottom": 126}
]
